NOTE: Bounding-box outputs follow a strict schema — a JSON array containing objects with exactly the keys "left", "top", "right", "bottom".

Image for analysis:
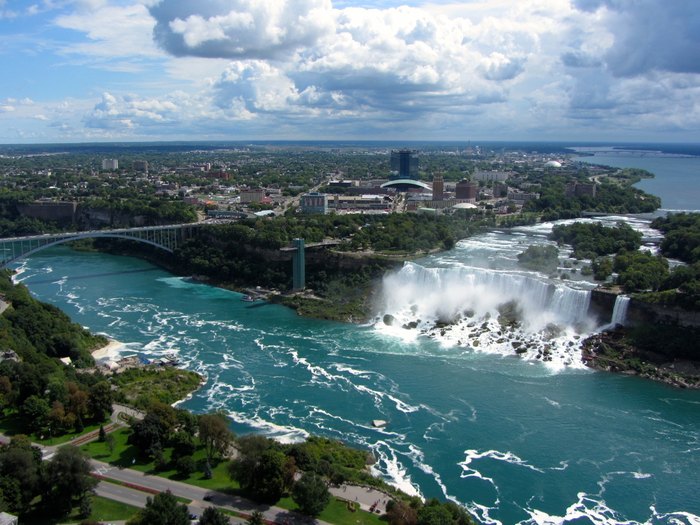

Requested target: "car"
[
  {"left": 203, "top": 495, "right": 212, "bottom": 501},
  {"left": 189, "top": 513, "right": 198, "bottom": 520}
]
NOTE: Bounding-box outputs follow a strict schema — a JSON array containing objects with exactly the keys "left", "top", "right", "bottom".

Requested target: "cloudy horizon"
[{"left": 1, "top": 0, "right": 699, "bottom": 144}]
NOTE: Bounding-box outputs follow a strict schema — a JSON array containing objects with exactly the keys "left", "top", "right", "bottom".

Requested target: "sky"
[{"left": 1, "top": 0, "right": 699, "bottom": 144}]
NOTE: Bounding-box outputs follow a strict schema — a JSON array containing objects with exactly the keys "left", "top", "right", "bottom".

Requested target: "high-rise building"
[
  {"left": 240, "top": 188, "right": 265, "bottom": 203},
  {"left": 432, "top": 174, "right": 444, "bottom": 201},
  {"left": 300, "top": 192, "right": 328, "bottom": 214},
  {"left": 133, "top": 160, "right": 148, "bottom": 172},
  {"left": 390, "top": 150, "right": 418, "bottom": 179},
  {"left": 101, "top": 159, "right": 118, "bottom": 170},
  {"left": 456, "top": 179, "right": 479, "bottom": 201}
]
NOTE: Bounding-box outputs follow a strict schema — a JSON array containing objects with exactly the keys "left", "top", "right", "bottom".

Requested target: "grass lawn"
[
  {"left": 80, "top": 495, "right": 140, "bottom": 523},
  {"left": 81, "top": 426, "right": 237, "bottom": 492},
  {"left": 0, "top": 410, "right": 104, "bottom": 445},
  {"left": 277, "top": 496, "right": 385, "bottom": 525},
  {"left": 21, "top": 495, "right": 140, "bottom": 525}
]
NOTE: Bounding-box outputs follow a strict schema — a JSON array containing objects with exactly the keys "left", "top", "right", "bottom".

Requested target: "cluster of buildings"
[
  {"left": 11, "top": 148, "right": 601, "bottom": 223},
  {"left": 298, "top": 150, "right": 547, "bottom": 216}
]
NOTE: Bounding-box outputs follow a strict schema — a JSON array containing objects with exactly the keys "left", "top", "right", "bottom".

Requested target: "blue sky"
[{"left": 1, "top": 0, "right": 699, "bottom": 143}]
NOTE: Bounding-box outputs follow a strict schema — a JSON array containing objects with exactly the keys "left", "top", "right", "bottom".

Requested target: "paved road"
[
  {"left": 3, "top": 419, "right": 394, "bottom": 524},
  {"left": 95, "top": 481, "right": 247, "bottom": 525},
  {"left": 90, "top": 458, "right": 327, "bottom": 525}
]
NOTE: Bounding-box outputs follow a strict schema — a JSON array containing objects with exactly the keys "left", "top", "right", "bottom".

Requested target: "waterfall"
[
  {"left": 381, "top": 262, "right": 593, "bottom": 331},
  {"left": 549, "top": 287, "right": 592, "bottom": 325},
  {"left": 610, "top": 295, "right": 630, "bottom": 327}
]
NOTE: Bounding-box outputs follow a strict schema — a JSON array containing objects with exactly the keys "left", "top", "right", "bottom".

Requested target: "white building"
[{"left": 102, "top": 158, "right": 119, "bottom": 170}]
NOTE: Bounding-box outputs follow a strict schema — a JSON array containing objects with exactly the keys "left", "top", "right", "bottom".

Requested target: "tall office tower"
[
  {"left": 432, "top": 174, "right": 444, "bottom": 201},
  {"left": 390, "top": 150, "right": 418, "bottom": 179}
]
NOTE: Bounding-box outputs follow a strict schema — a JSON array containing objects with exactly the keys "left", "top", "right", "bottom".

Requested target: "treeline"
[
  {"left": 551, "top": 221, "right": 642, "bottom": 260},
  {"left": 523, "top": 175, "right": 660, "bottom": 220},
  {"left": 123, "top": 401, "right": 475, "bottom": 523},
  {"left": 0, "top": 190, "right": 196, "bottom": 237},
  {"left": 0, "top": 438, "right": 97, "bottom": 520},
  {"left": 78, "top": 197, "right": 197, "bottom": 227},
  {"left": 174, "top": 213, "right": 486, "bottom": 292},
  {"left": 653, "top": 213, "right": 700, "bottom": 264},
  {"left": 550, "top": 218, "right": 700, "bottom": 308},
  {"left": 0, "top": 274, "right": 112, "bottom": 519},
  {"left": 0, "top": 271, "right": 106, "bottom": 366},
  {"left": 188, "top": 213, "right": 483, "bottom": 253},
  {"left": 0, "top": 272, "right": 114, "bottom": 439}
]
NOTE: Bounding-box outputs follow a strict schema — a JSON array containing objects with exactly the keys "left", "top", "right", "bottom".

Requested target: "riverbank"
[
  {"left": 581, "top": 328, "right": 700, "bottom": 388},
  {"left": 92, "top": 338, "right": 125, "bottom": 361}
]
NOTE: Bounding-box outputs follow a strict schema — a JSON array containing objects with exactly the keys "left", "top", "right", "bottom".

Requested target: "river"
[
  {"left": 572, "top": 147, "right": 700, "bottom": 211},
  {"left": 12, "top": 216, "right": 700, "bottom": 525}
]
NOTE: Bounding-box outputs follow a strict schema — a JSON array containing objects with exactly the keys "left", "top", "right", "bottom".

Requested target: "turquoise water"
[
  {"left": 13, "top": 228, "right": 700, "bottom": 525},
  {"left": 572, "top": 148, "right": 700, "bottom": 211}
]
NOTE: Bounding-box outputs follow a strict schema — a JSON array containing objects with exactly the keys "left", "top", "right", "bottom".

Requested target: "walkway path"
[
  {"left": 329, "top": 484, "right": 392, "bottom": 515},
  {"left": 1, "top": 401, "right": 396, "bottom": 524}
]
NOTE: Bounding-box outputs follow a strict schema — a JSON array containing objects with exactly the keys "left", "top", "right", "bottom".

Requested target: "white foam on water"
[
  {"left": 354, "top": 384, "right": 419, "bottom": 413},
  {"left": 407, "top": 443, "right": 462, "bottom": 506},
  {"left": 467, "top": 501, "right": 504, "bottom": 525},
  {"left": 331, "top": 363, "right": 378, "bottom": 378},
  {"left": 518, "top": 494, "right": 700, "bottom": 525},
  {"left": 227, "top": 410, "right": 309, "bottom": 444},
  {"left": 368, "top": 440, "right": 422, "bottom": 498},
  {"left": 458, "top": 449, "right": 546, "bottom": 492}
]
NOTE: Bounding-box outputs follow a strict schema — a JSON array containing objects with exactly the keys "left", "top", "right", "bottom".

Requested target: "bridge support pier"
[{"left": 292, "top": 238, "right": 305, "bottom": 291}]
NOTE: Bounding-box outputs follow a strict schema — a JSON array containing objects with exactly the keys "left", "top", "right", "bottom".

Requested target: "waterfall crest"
[
  {"left": 376, "top": 262, "right": 597, "bottom": 369},
  {"left": 381, "top": 262, "right": 593, "bottom": 330}
]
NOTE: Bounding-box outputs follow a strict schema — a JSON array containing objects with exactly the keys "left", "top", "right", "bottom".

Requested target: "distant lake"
[{"left": 572, "top": 147, "right": 700, "bottom": 211}]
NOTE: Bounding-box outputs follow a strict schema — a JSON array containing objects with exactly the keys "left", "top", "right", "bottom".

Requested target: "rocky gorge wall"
[{"left": 589, "top": 288, "right": 700, "bottom": 328}]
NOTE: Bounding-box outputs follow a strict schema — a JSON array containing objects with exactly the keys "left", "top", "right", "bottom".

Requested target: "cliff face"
[
  {"left": 626, "top": 298, "right": 700, "bottom": 327},
  {"left": 589, "top": 289, "right": 618, "bottom": 325},
  {"left": 585, "top": 289, "right": 700, "bottom": 388},
  {"left": 589, "top": 289, "right": 700, "bottom": 328}
]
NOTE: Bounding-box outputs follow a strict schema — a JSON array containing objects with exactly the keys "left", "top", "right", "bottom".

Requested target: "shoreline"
[
  {"left": 91, "top": 338, "right": 125, "bottom": 361},
  {"left": 581, "top": 329, "right": 700, "bottom": 389}
]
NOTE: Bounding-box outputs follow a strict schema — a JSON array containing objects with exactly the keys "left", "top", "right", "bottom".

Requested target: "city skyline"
[{"left": 1, "top": 0, "right": 699, "bottom": 144}]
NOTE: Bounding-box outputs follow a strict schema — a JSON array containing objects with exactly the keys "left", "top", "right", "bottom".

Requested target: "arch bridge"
[{"left": 0, "top": 223, "right": 201, "bottom": 267}]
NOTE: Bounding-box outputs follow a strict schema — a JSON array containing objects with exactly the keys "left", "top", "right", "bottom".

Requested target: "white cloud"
[
  {"left": 150, "top": 0, "right": 334, "bottom": 59},
  {"left": 84, "top": 91, "right": 182, "bottom": 130},
  {"left": 53, "top": 2, "right": 162, "bottom": 61},
  {"left": 4, "top": 0, "right": 700, "bottom": 141}
]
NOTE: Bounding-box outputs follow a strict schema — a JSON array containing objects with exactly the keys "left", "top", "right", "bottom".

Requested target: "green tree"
[
  {"left": 198, "top": 413, "right": 234, "bottom": 461},
  {"left": 247, "top": 510, "right": 264, "bottom": 525},
  {"left": 128, "top": 490, "right": 189, "bottom": 525},
  {"left": 0, "top": 443, "right": 42, "bottom": 513},
  {"left": 417, "top": 503, "right": 454, "bottom": 525},
  {"left": 291, "top": 473, "right": 330, "bottom": 516},
  {"left": 386, "top": 500, "right": 418, "bottom": 525},
  {"left": 43, "top": 446, "right": 98, "bottom": 516},
  {"left": 517, "top": 244, "right": 559, "bottom": 273},
  {"left": 253, "top": 449, "right": 287, "bottom": 503},
  {"left": 614, "top": 251, "right": 669, "bottom": 292},
  {"left": 89, "top": 381, "right": 113, "bottom": 421},
  {"left": 592, "top": 256, "right": 613, "bottom": 281},
  {"left": 175, "top": 455, "right": 196, "bottom": 477},
  {"left": 228, "top": 435, "right": 275, "bottom": 491},
  {"left": 79, "top": 494, "right": 93, "bottom": 519},
  {"left": 229, "top": 438, "right": 287, "bottom": 504},
  {"left": 21, "top": 395, "right": 50, "bottom": 434},
  {"left": 199, "top": 506, "right": 231, "bottom": 525}
]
